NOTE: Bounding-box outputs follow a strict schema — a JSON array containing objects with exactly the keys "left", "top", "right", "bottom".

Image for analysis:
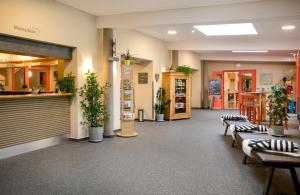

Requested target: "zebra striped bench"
[{"left": 236, "top": 133, "right": 300, "bottom": 195}]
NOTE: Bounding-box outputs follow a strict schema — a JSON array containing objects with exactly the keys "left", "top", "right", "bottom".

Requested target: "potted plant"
[
  {"left": 79, "top": 72, "right": 110, "bottom": 142},
  {"left": 56, "top": 72, "right": 77, "bottom": 96},
  {"left": 155, "top": 87, "right": 171, "bottom": 122},
  {"left": 268, "top": 83, "right": 289, "bottom": 136},
  {"left": 124, "top": 49, "right": 132, "bottom": 65},
  {"left": 176, "top": 65, "right": 192, "bottom": 76}
]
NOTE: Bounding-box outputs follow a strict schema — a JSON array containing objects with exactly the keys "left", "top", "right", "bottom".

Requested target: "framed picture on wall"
[
  {"left": 138, "top": 72, "right": 148, "bottom": 84},
  {"left": 260, "top": 73, "right": 272, "bottom": 85}
]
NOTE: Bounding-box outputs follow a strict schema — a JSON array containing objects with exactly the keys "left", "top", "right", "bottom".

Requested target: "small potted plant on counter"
[
  {"left": 56, "top": 72, "right": 76, "bottom": 96},
  {"left": 79, "top": 72, "right": 110, "bottom": 142},
  {"left": 155, "top": 87, "right": 171, "bottom": 122},
  {"left": 124, "top": 49, "right": 132, "bottom": 65},
  {"left": 268, "top": 83, "right": 289, "bottom": 136}
]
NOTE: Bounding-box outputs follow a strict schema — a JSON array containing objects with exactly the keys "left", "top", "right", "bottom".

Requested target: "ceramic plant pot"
[
  {"left": 89, "top": 127, "right": 104, "bottom": 142},
  {"left": 156, "top": 114, "right": 165, "bottom": 122},
  {"left": 270, "top": 125, "right": 284, "bottom": 137},
  {"left": 124, "top": 60, "right": 131, "bottom": 65}
]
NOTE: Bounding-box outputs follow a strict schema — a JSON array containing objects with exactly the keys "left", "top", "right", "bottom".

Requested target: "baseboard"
[
  {"left": 0, "top": 135, "right": 67, "bottom": 160},
  {"left": 135, "top": 119, "right": 155, "bottom": 122},
  {"left": 69, "top": 137, "right": 89, "bottom": 142}
]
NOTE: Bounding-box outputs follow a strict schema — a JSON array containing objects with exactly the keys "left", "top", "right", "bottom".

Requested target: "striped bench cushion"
[
  {"left": 248, "top": 139, "right": 300, "bottom": 152},
  {"left": 234, "top": 124, "right": 268, "bottom": 132},
  {"left": 221, "top": 114, "right": 247, "bottom": 121}
]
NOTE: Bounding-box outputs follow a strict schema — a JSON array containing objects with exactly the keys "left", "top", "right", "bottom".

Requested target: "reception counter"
[{"left": 0, "top": 93, "right": 72, "bottom": 149}]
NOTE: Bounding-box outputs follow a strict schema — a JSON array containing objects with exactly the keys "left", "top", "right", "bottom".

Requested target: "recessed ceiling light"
[
  {"left": 167, "top": 30, "right": 177, "bottom": 35},
  {"left": 232, "top": 50, "right": 268, "bottom": 53},
  {"left": 193, "top": 23, "right": 257, "bottom": 36},
  {"left": 192, "top": 30, "right": 195, "bottom": 33},
  {"left": 282, "top": 25, "right": 295, "bottom": 30}
]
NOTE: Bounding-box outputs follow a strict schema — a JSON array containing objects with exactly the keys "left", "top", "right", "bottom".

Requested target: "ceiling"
[
  {"left": 56, "top": 0, "right": 263, "bottom": 16},
  {"left": 137, "top": 19, "right": 300, "bottom": 43},
  {"left": 56, "top": 0, "right": 300, "bottom": 61}
]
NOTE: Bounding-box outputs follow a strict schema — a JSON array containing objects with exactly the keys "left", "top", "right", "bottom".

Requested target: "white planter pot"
[
  {"left": 89, "top": 127, "right": 104, "bottom": 142},
  {"left": 270, "top": 125, "right": 284, "bottom": 137},
  {"left": 156, "top": 114, "right": 165, "bottom": 122}
]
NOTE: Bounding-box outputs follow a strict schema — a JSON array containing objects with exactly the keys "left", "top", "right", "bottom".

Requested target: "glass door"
[
  {"left": 175, "top": 78, "right": 187, "bottom": 114},
  {"left": 223, "top": 72, "right": 239, "bottom": 109}
]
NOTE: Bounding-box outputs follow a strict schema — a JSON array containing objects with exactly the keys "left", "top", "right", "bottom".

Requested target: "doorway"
[
  {"left": 132, "top": 58, "right": 154, "bottom": 120},
  {"left": 211, "top": 70, "right": 256, "bottom": 109},
  {"left": 223, "top": 70, "right": 256, "bottom": 109}
]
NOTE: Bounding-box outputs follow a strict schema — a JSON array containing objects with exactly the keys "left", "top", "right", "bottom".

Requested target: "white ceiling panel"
[{"left": 56, "top": 0, "right": 263, "bottom": 16}]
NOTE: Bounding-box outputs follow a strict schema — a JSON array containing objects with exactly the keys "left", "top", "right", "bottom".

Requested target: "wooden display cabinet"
[{"left": 162, "top": 72, "right": 191, "bottom": 120}]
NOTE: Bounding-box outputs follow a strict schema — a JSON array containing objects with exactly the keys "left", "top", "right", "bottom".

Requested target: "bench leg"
[
  {"left": 243, "top": 155, "right": 247, "bottom": 165},
  {"left": 232, "top": 140, "right": 235, "bottom": 148},
  {"left": 224, "top": 125, "right": 229, "bottom": 136},
  {"left": 290, "top": 167, "right": 300, "bottom": 194},
  {"left": 263, "top": 166, "right": 275, "bottom": 195}
]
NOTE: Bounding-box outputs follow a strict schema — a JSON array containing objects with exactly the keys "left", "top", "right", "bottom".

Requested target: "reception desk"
[{"left": 0, "top": 93, "right": 71, "bottom": 149}]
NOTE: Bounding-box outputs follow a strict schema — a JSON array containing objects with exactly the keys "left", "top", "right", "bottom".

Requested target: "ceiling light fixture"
[
  {"left": 192, "top": 30, "right": 195, "bottom": 33},
  {"left": 167, "top": 30, "right": 177, "bottom": 35},
  {"left": 194, "top": 23, "right": 257, "bottom": 36},
  {"left": 282, "top": 25, "right": 295, "bottom": 30},
  {"left": 232, "top": 50, "right": 268, "bottom": 53}
]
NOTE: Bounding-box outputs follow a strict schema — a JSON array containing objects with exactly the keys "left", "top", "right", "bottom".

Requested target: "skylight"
[{"left": 193, "top": 23, "right": 257, "bottom": 36}]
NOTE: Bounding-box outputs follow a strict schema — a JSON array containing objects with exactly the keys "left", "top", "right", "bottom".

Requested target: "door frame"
[{"left": 211, "top": 69, "right": 256, "bottom": 109}]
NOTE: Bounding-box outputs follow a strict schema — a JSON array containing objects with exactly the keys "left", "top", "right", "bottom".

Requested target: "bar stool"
[{"left": 241, "top": 94, "right": 260, "bottom": 124}]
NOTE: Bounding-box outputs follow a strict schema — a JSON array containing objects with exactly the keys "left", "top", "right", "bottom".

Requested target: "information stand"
[{"left": 116, "top": 61, "right": 138, "bottom": 137}]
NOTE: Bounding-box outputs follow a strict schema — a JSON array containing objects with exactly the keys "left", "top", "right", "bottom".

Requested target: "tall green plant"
[
  {"left": 176, "top": 65, "right": 192, "bottom": 76},
  {"left": 268, "top": 83, "right": 289, "bottom": 126},
  {"left": 79, "top": 72, "right": 110, "bottom": 127},
  {"left": 56, "top": 72, "right": 76, "bottom": 96},
  {"left": 155, "top": 87, "right": 171, "bottom": 114}
]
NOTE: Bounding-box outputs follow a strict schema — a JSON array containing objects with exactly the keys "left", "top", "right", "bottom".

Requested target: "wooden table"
[{"left": 236, "top": 133, "right": 300, "bottom": 195}]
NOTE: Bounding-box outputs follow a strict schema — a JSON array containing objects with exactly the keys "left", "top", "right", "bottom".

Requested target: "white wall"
[
  {"left": 114, "top": 29, "right": 170, "bottom": 114},
  {"left": 178, "top": 51, "right": 201, "bottom": 70},
  {"left": 177, "top": 50, "right": 201, "bottom": 107},
  {"left": 0, "top": 0, "right": 99, "bottom": 139}
]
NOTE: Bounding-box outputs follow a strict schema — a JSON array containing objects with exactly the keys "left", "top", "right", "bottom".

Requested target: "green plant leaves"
[
  {"left": 79, "top": 72, "right": 110, "bottom": 127},
  {"left": 56, "top": 72, "right": 77, "bottom": 96},
  {"left": 176, "top": 65, "right": 192, "bottom": 76},
  {"left": 155, "top": 87, "right": 171, "bottom": 114},
  {"left": 267, "top": 83, "right": 289, "bottom": 126}
]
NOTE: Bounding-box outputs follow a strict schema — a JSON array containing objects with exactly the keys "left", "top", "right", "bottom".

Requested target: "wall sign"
[
  {"left": 13, "top": 25, "right": 40, "bottom": 36},
  {"left": 138, "top": 72, "right": 148, "bottom": 84},
  {"left": 260, "top": 73, "right": 272, "bottom": 85}
]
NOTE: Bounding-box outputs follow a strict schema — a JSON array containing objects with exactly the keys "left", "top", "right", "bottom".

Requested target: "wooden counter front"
[{"left": 0, "top": 94, "right": 71, "bottom": 149}]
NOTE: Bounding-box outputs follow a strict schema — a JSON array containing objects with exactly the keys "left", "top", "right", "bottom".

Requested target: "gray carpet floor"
[{"left": 0, "top": 109, "right": 299, "bottom": 195}]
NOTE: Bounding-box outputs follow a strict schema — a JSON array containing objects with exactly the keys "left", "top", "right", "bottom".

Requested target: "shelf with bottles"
[{"left": 175, "top": 79, "right": 186, "bottom": 86}]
